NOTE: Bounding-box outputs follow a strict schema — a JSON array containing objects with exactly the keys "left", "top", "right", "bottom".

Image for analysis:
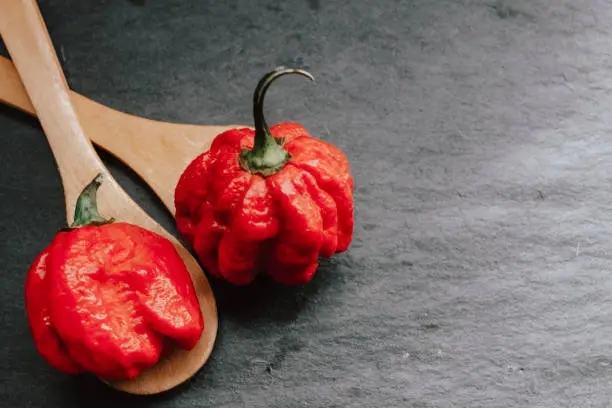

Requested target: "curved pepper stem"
[
  {"left": 70, "top": 173, "right": 114, "bottom": 228},
  {"left": 239, "top": 66, "right": 314, "bottom": 177}
]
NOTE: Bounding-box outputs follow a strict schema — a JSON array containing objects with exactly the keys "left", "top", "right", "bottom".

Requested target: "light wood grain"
[
  {"left": 0, "top": 54, "right": 241, "bottom": 214},
  {"left": 0, "top": 0, "right": 218, "bottom": 395}
]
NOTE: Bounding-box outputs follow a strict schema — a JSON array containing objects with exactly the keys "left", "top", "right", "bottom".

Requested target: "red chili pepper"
[
  {"left": 175, "top": 67, "right": 354, "bottom": 285},
  {"left": 25, "top": 175, "right": 204, "bottom": 380}
]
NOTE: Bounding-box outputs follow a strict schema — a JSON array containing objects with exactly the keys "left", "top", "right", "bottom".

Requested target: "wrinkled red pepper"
[
  {"left": 175, "top": 67, "right": 354, "bottom": 285},
  {"left": 25, "top": 175, "right": 204, "bottom": 380}
]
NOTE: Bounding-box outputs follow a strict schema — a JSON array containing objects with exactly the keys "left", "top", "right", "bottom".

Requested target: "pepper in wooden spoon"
[{"left": 0, "top": 0, "right": 217, "bottom": 395}]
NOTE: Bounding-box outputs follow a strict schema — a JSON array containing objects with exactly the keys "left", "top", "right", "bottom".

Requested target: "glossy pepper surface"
[
  {"left": 175, "top": 67, "right": 354, "bottom": 285},
  {"left": 25, "top": 175, "right": 204, "bottom": 380}
]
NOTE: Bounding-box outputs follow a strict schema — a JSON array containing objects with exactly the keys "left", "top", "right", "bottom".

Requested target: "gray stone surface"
[{"left": 2, "top": 0, "right": 612, "bottom": 406}]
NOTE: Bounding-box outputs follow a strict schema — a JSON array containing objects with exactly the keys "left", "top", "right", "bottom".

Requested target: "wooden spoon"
[
  {"left": 0, "top": 0, "right": 217, "bottom": 395},
  {"left": 0, "top": 54, "right": 242, "bottom": 214}
]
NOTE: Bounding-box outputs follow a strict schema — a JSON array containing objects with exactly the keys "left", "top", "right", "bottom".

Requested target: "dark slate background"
[{"left": 2, "top": 0, "right": 612, "bottom": 406}]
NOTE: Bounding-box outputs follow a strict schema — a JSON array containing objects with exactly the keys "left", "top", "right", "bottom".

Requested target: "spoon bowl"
[{"left": 0, "top": 0, "right": 217, "bottom": 395}]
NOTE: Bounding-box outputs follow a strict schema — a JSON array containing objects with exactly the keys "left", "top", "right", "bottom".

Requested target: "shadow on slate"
[
  {"left": 211, "top": 256, "right": 338, "bottom": 325},
  {"left": 0, "top": 103, "right": 39, "bottom": 131},
  {"left": 63, "top": 374, "right": 186, "bottom": 408},
  {"left": 306, "top": 0, "right": 320, "bottom": 11}
]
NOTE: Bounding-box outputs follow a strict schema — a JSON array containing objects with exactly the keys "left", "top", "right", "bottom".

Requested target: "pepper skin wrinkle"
[
  {"left": 24, "top": 176, "right": 204, "bottom": 380},
  {"left": 175, "top": 68, "right": 354, "bottom": 285}
]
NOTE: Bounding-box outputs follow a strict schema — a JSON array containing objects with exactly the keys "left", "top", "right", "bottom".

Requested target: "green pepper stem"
[
  {"left": 70, "top": 173, "right": 114, "bottom": 228},
  {"left": 239, "top": 66, "right": 314, "bottom": 177}
]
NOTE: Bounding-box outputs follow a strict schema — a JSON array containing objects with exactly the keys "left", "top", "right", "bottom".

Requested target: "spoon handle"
[{"left": 0, "top": 0, "right": 107, "bottom": 222}]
